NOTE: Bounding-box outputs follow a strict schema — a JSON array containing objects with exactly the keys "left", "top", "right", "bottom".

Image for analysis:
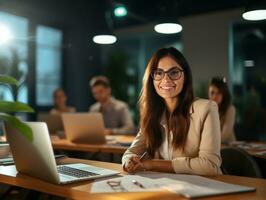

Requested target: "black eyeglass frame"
[
  {"left": 106, "top": 180, "right": 127, "bottom": 192},
  {"left": 151, "top": 67, "right": 184, "bottom": 81}
]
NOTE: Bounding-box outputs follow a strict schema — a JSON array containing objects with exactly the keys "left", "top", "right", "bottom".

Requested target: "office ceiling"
[
  {"left": 1, "top": 0, "right": 264, "bottom": 32},
  {"left": 105, "top": 0, "right": 263, "bottom": 29}
]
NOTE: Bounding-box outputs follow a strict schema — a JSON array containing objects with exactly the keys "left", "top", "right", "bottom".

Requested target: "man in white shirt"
[{"left": 89, "top": 76, "right": 135, "bottom": 135}]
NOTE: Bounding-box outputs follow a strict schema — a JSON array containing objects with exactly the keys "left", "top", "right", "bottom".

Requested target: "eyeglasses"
[
  {"left": 107, "top": 180, "right": 127, "bottom": 192},
  {"left": 151, "top": 67, "right": 184, "bottom": 81}
]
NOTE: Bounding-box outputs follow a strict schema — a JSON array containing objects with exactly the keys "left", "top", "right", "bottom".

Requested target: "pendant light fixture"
[
  {"left": 92, "top": 34, "right": 117, "bottom": 44},
  {"left": 93, "top": 10, "right": 117, "bottom": 45},
  {"left": 154, "top": 21, "right": 182, "bottom": 34},
  {"left": 153, "top": 1, "right": 182, "bottom": 34},
  {"left": 242, "top": 1, "right": 266, "bottom": 21}
]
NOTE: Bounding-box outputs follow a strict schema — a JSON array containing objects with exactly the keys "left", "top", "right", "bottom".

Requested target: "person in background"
[
  {"left": 122, "top": 47, "right": 221, "bottom": 175},
  {"left": 208, "top": 77, "right": 236, "bottom": 144},
  {"left": 89, "top": 76, "right": 135, "bottom": 135},
  {"left": 50, "top": 88, "right": 76, "bottom": 115}
]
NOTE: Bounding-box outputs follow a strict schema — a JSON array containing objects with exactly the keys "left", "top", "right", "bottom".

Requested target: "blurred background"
[{"left": 0, "top": 0, "right": 265, "bottom": 141}]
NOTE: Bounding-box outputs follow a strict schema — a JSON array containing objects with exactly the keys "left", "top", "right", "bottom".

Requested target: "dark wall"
[{"left": 0, "top": 0, "right": 106, "bottom": 111}]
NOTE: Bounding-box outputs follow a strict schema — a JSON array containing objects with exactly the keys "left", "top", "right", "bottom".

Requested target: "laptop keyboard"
[{"left": 57, "top": 165, "right": 99, "bottom": 178}]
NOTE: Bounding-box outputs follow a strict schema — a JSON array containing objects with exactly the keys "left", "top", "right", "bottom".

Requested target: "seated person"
[
  {"left": 89, "top": 76, "right": 135, "bottom": 135},
  {"left": 50, "top": 88, "right": 76, "bottom": 115},
  {"left": 208, "top": 77, "right": 236, "bottom": 144},
  {"left": 122, "top": 47, "right": 221, "bottom": 175}
]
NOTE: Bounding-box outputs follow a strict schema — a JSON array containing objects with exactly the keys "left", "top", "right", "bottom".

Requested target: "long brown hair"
[
  {"left": 139, "top": 47, "right": 194, "bottom": 157},
  {"left": 209, "top": 77, "right": 231, "bottom": 121}
]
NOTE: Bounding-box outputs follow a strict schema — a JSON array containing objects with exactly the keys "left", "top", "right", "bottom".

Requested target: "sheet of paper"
[
  {"left": 136, "top": 172, "right": 255, "bottom": 198},
  {"left": 153, "top": 177, "right": 255, "bottom": 198},
  {"left": 91, "top": 172, "right": 255, "bottom": 198},
  {"left": 235, "top": 143, "right": 266, "bottom": 150},
  {"left": 90, "top": 175, "right": 165, "bottom": 193}
]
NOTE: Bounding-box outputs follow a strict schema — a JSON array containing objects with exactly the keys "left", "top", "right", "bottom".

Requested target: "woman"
[
  {"left": 50, "top": 88, "right": 76, "bottom": 114},
  {"left": 122, "top": 47, "right": 222, "bottom": 175},
  {"left": 208, "top": 77, "right": 236, "bottom": 144}
]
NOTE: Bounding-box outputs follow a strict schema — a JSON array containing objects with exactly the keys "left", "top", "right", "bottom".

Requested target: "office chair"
[{"left": 221, "top": 147, "right": 262, "bottom": 178}]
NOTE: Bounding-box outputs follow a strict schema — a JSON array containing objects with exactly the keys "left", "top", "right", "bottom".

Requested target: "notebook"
[
  {"left": 4, "top": 122, "right": 120, "bottom": 184},
  {"left": 62, "top": 113, "right": 106, "bottom": 144}
]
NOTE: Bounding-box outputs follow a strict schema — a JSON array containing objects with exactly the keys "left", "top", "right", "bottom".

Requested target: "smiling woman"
[
  {"left": 122, "top": 47, "right": 222, "bottom": 176},
  {"left": 152, "top": 59, "right": 185, "bottom": 110}
]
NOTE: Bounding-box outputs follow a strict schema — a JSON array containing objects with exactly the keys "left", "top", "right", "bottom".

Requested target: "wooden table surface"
[
  {"left": 224, "top": 141, "right": 266, "bottom": 159},
  {"left": 51, "top": 135, "right": 135, "bottom": 154},
  {"left": 0, "top": 157, "right": 266, "bottom": 200}
]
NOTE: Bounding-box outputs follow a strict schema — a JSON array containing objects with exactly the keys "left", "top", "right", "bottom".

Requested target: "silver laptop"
[
  {"left": 4, "top": 122, "right": 119, "bottom": 184},
  {"left": 38, "top": 113, "right": 64, "bottom": 134},
  {"left": 62, "top": 113, "right": 106, "bottom": 144}
]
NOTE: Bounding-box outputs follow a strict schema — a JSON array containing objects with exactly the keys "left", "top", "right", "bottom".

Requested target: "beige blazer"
[{"left": 122, "top": 99, "right": 222, "bottom": 175}]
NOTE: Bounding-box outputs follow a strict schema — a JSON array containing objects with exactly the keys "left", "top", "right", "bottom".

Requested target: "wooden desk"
[
  {"left": 0, "top": 158, "right": 266, "bottom": 200},
  {"left": 51, "top": 135, "right": 135, "bottom": 154},
  {"left": 225, "top": 141, "right": 266, "bottom": 159}
]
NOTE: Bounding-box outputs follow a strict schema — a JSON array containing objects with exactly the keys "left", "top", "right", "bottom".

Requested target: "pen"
[
  {"left": 139, "top": 151, "right": 147, "bottom": 161},
  {"left": 132, "top": 179, "right": 145, "bottom": 188}
]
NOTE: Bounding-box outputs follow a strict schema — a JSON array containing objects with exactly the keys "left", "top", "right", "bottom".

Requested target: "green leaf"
[
  {"left": 0, "top": 113, "right": 33, "bottom": 141},
  {"left": 0, "top": 101, "right": 34, "bottom": 113},
  {"left": 0, "top": 75, "right": 18, "bottom": 86}
]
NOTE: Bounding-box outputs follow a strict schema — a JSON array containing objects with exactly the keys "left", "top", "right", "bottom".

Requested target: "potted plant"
[{"left": 0, "top": 74, "right": 34, "bottom": 141}]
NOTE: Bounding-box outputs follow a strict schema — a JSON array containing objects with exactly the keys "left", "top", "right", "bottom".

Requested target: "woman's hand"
[
  {"left": 124, "top": 158, "right": 174, "bottom": 173},
  {"left": 123, "top": 155, "right": 145, "bottom": 173}
]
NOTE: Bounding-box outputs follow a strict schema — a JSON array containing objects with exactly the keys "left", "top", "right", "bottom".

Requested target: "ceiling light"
[
  {"left": 0, "top": 24, "right": 12, "bottom": 44},
  {"left": 92, "top": 35, "right": 117, "bottom": 44},
  {"left": 114, "top": 5, "right": 127, "bottom": 17},
  {"left": 242, "top": 10, "right": 266, "bottom": 21},
  {"left": 242, "top": 2, "right": 266, "bottom": 21},
  {"left": 92, "top": 10, "right": 117, "bottom": 45},
  {"left": 154, "top": 23, "right": 182, "bottom": 34}
]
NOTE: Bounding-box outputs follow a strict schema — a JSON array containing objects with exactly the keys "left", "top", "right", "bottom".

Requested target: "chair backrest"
[{"left": 221, "top": 147, "right": 262, "bottom": 178}]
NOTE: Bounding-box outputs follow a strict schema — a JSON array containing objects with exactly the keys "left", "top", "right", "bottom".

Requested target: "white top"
[{"left": 159, "top": 123, "right": 173, "bottom": 160}]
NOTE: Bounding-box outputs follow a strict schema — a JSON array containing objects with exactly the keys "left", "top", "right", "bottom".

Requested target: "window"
[
  {"left": 36, "top": 26, "right": 62, "bottom": 106},
  {"left": 231, "top": 21, "right": 266, "bottom": 140},
  {"left": 0, "top": 12, "right": 29, "bottom": 103}
]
